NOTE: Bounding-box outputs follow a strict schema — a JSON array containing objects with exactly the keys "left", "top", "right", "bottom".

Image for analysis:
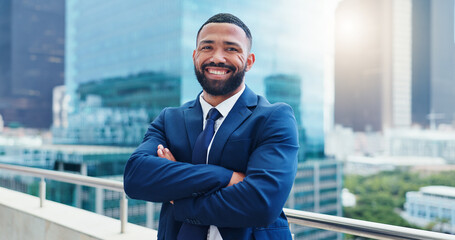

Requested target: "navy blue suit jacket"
[{"left": 124, "top": 86, "right": 299, "bottom": 240}]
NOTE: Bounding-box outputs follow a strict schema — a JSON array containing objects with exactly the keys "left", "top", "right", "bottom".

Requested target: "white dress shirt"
[{"left": 198, "top": 84, "right": 245, "bottom": 240}]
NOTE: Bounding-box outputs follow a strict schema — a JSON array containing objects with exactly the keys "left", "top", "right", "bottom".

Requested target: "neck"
[{"left": 202, "top": 84, "right": 244, "bottom": 107}]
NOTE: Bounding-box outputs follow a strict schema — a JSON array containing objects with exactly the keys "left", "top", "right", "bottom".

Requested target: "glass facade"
[
  {"left": 265, "top": 74, "right": 309, "bottom": 160},
  {"left": 265, "top": 72, "right": 342, "bottom": 239},
  {"left": 0, "top": 0, "right": 12, "bottom": 99},
  {"left": 286, "top": 160, "right": 343, "bottom": 240},
  {"left": 64, "top": 0, "right": 327, "bottom": 153},
  {"left": 65, "top": 0, "right": 182, "bottom": 113},
  {"left": 53, "top": 71, "right": 180, "bottom": 146},
  {"left": 430, "top": 0, "right": 455, "bottom": 126},
  {"left": 57, "top": 1, "right": 335, "bottom": 239},
  {"left": 411, "top": 0, "right": 431, "bottom": 127},
  {"left": 335, "top": 0, "right": 455, "bottom": 130},
  {"left": 0, "top": 0, "right": 65, "bottom": 129}
]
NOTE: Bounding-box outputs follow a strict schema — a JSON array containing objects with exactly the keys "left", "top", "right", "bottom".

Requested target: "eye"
[
  {"left": 227, "top": 47, "right": 239, "bottom": 52},
  {"left": 201, "top": 46, "right": 212, "bottom": 50}
]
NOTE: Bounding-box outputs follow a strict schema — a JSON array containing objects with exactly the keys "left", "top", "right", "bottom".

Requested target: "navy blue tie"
[{"left": 177, "top": 108, "right": 221, "bottom": 240}]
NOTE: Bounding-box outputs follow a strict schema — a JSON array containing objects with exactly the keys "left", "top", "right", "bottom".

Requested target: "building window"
[
  {"left": 442, "top": 208, "right": 451, "bottom": 220},
  {"left": 417, "top": 204, "right": 426, "bottom": 218},
  {"left": 429, "top": 206, "right": 438, "bottom": 219}
]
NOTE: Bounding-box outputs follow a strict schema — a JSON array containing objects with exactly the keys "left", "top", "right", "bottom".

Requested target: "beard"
[{"left": 194, "top": 62, "right": 246, "bottom": 96}]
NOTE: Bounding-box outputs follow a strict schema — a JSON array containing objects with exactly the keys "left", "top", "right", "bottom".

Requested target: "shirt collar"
[{"left": 199, "top": 84, "right": 245, "bottom": 120}]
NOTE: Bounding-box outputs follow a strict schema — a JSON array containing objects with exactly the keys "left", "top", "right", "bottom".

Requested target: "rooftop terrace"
[{"left": 1, "top": 163, "right": 455, "bottom": 240}]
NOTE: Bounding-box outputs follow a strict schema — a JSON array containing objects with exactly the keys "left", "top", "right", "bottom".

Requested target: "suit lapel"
[
  {"left": 208, "top": 86, "right": 257, "bottom": 166},
  {"left": 184, "top": 96, "right": 203, "bottom": 151}
]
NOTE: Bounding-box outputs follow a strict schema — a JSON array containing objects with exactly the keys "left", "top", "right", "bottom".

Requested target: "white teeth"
[{"left": 208, "top": 69, "right": 227, "bottom": 75}]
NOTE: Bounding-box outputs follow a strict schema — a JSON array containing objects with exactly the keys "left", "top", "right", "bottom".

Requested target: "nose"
[{"left": 209, "top": 49, "right": 226, "bottom": 64}]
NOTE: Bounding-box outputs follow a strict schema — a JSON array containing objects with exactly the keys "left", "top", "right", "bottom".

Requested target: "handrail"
[
  {"left": 1, "top": 163, "right": 455, "bottom": 239},
  {"left": 284, "top": 208, "right": 455, "bottom": 240},
  {"left": 0, "top": 163, "right": 128, "bottom": 233},
  {"left": 0, "top": 163, "right": 123, "bottom": 191}
]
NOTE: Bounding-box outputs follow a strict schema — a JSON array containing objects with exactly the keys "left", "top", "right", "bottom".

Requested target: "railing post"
[
  {"left": 95, "top": 187, "right": 104, "bottom": 215},
  {"left": 120, "top": 192, "right": 128, "bottom": 233},
  {"left": 39, "top": 177, "right": 46, "bottom": 208}
]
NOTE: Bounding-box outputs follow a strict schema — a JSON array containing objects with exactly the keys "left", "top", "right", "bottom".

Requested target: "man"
[{"left": 124, "top": 13, "right": 298, "bottom": 240}]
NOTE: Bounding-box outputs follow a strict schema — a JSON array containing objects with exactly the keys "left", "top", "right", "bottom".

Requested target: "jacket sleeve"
[
  {"left": 173, "top": 104, "right": 299, "bottom": 228},
  {"left": 123, "top": 108, "right": 233, "bottom": 202}
]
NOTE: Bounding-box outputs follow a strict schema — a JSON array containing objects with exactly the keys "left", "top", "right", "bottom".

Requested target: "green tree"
[{"left": 343, "top": 169, "right": 455, "bottom": 237}]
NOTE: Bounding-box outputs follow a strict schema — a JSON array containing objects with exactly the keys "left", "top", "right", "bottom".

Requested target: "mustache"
[{"left": 201, "top": 62, "right": 236, "bottom": 72}]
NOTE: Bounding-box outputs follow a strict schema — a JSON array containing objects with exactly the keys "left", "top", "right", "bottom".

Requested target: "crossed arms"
[
  {"left": 157, "top": 144, "right": 245, "bottom": 189},
  {"left": 123, "top": 104, "right": 298, "bottom": 227}
]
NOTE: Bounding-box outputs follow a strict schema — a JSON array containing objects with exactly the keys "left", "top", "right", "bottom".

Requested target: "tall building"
[
  {"left": 58, "top": 1, "right": 338, "bottom": 239},
  {"left": 334, "top": 0, "right": 412, "bottom": 132},
  {"left": 61, "top": 0, "right": 329, "bottom": 152},
  {"left": 287, "top": 161, "right": 343, "bottom": 240},
  {"left": 0, "top": 115, "right": 4, "bottom": 132},
  {"left": 0, "top": 0, "right": 65, "bottom": 129},
  {"left": 335, "top": 0, "right": 455, "bottom": 131},
  {"left": 411, "top": 0, "right": 431, "bottom": 127},
  {"left": 429, "top": 0, "right": 455, "bottom": 127},
  {"left": 265, "top": 74, "right": 343, "bottom": 240},
  {"left": 52, "top": 72, "right": 180, "bottom": 146},
  {"left": 265, "top": 74, "right": 307, "bottom": 160},
  {"left": 412, "top": 0, "right": 455, "bottom": 128},
  {"left": 52, "top": 85, "right": 68, "bottom": 129}
]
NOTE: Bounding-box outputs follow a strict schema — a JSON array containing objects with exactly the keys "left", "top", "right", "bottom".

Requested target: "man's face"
[{"left": 193, "top": 23, "right": 255, "bottom": 96}]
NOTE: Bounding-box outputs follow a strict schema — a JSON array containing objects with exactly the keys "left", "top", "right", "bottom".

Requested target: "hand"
[
  {"left": 158, "top": 144, "right": 176, "bottom": 204},
  {"left": 227, "top": 171, "right": 245, "bottom": 187},
  {"left": 157, "top": 144, "right": 176, "bottom": 162}
]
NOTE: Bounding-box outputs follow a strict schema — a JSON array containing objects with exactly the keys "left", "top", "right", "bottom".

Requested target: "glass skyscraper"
[
  {"left": 63, "top": 0, "right": 327, "bottom": 153},
  {"left": 335, "top": 0, "right": 455, "bottom": 131},
  {"left": 57, "top": 1, "right": 338, "bottom": 239},
  {"left": 0, "top": 0, "right": 65, "bottom": 129},
  {"left": 265, "top": 74, "right": 342, "bottom": 240}
]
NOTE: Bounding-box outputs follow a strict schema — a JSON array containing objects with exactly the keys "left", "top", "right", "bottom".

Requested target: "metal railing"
[
  {"left": 0, "top": 163, "right": 127, "bottom": 233},
  {"left": 1, "top": 163, "right": 455, "bottom": 239},
  {"left": 284, "top": 208, "right": 455, "bottom": 240}
]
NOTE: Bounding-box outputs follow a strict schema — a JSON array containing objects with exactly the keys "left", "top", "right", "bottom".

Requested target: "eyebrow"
[
  {"left": 224, "top": 41, "right": 241, "bottom": 48},
  {"left": 199, "top": 40, "right": 214, "bottom": 45},
  {"left": 198, "top": 40, "right": 242, "bottom": 48}
]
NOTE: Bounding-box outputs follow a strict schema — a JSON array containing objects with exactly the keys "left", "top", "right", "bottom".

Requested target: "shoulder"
[
  {"left": 248, "top": 95, "right": 297, "bottom": 137},
  {"left": 255, "top": 95, "right": 295, "bottom": 117},
  {"left": 249, "top": 96, "right": 299, "bottom": 148},
  {"left": 149, "top": 99, "right": 198, "bottom": 128},
  {"left": 159, "top": 99, "right": 198, "bottom": 115}
]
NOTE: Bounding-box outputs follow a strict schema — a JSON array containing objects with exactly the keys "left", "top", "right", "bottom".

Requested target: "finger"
[
  {"left": 164, "top": 148, "right": 176, "bottom": 162},
  {"left": 158, "top": 144, "right": 164, "bottom": 150},
  {"left": 165, "top": 148, "right": 171, "bottom": 154},
  {"left": 157, "top": 148, "right": 164, "bottom": 157}
]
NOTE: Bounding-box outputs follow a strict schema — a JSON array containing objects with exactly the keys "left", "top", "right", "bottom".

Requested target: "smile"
[
  {"left": 207, "top": 69, "right": 229, "bottom": 75},
  {"left": 205, "top": 67, "right": 232, "bottom": 76},
  {"left": 202, "top": 63, "right": 236, "bottom": 77}
]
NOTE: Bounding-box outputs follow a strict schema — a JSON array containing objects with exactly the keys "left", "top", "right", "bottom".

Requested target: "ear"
[
  {"left": 245, "top": 53, "right": 255, "bottom": 72},
  {"left": 192, "top": 49, "right": 196, "bottom": 63}
]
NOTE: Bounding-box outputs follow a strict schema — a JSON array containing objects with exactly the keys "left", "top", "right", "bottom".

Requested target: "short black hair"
[{"left": 196, "top": 13, "right": 252, "bottom": 49}]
